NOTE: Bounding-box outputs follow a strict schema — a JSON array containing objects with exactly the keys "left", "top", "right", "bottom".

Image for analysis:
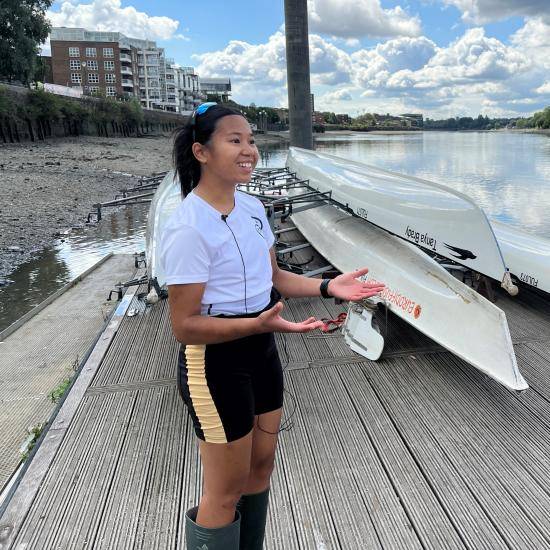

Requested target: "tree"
[{"left": 0, "top": 0, "right": 53, "bottom": 85}]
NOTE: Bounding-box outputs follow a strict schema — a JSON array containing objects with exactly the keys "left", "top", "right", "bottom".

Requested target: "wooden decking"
[
  {"left": 1, "top": 227, "right": 550, "bottom": 549},
  {"left": 0, "top": 253, "right": 137, "bottom": 492}
]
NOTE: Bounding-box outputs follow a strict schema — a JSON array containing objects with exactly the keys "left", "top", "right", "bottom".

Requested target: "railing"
[
  {"left": 120, "top": 53, "right": 132, "bottom": 62},
  {"left": 121, "top": 66, "right": 133, "bottom": 75},
  {"left": 122, "top": 79, "right": 134, "bottom": 87}
]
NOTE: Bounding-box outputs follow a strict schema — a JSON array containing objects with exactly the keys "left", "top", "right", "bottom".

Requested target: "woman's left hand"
[{"left": 326, "top": 267, "right": 385, "bottom": 302}]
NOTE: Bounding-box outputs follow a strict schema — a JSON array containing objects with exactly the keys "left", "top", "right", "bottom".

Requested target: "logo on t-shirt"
[{"left": 251, "top": 216, "right": 265, "bottom": 239}]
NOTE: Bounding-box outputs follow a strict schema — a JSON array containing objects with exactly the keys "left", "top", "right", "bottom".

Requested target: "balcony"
[
  {"left": 122, "top": 79, "right": 134, "bottom": 88},
  {"left": 121, "top": 66, "right": 133, "bottom": 75},
  {"left": 120, "top": 53, "right": 132, "bottom": 63}
]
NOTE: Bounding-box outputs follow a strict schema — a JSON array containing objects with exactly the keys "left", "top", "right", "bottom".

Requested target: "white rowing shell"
[
  {"left": 287, "top": 147, "right": 511, "bottom": 287},
  {"left": 288, "top": 188, "right": 527, "bottom": 391},
  {"left": 492, "top": 221, "right": 550, "bottom": 294},
  {"left": 146, "top": 171, "right": 180, "bottom": 288}
]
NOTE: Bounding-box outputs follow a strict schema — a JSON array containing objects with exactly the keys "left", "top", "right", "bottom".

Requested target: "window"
[
  {"left": 103, "top": 48, "right": 114, "bottom": 58},
  {"left": 106, "top": 86, "right": 117, "bottom": 97},
  {"left": 87, "top": 60, "right": 98, "bottom": 70},
  {"left": 85, "top": 47, "right": 97, "bottom": 57},
  {"left": 105, "top": 73, "right": 116, "bottom": 83},
  {"left": 69, "top": 59, "right": 81, "bottom": 70},
  {"left": 69, "top": 47, "right": 80, "bottom": 57},
  {"left": 88, "top": 73, "right": 99, "bottom": 84},
  {"left": 104, "top": 60, "right": 115, "bottom": 71},
  {"left": 71, "top": 73, "right": 82, "bottom": 84},
  {"left": 88, "top": 86, "right": 100, "bottom": 95}
]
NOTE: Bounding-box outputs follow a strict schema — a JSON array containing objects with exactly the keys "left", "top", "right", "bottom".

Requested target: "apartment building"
[
  {"left": 174, "top": 66, "right": 203, "bottom": 112},
  {"left": 49, "top": 28, "right": 202, "bottom": 112},
  {"left": 200, "top": 78, "right": 232, "bottom": 103}
]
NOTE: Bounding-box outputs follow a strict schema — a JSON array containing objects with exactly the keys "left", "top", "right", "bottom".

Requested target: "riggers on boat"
[{"left": 287, "top": 147, "right": 520, "bottom": 296}]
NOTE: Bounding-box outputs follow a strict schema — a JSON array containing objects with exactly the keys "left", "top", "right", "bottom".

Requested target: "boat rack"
[
  {"left": 86, "top": 172, "right": 168, "bottom": 222},
  {"left": 246, "top": 167, "right": 494, "bottom": 293}
]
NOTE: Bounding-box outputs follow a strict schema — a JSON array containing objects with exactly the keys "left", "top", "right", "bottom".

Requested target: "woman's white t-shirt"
[{"left": 160, "top": 189, "right": 275, "bottom": 316}]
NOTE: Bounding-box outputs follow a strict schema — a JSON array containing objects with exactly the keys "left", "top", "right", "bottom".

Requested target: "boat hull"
[
  {"left": 146, "top": 171, "right": 180, "bottom": 288},
  {"left": 288, "top": 191, "right": 527, "bottom": 391},
  {"left": 493, "top": 221, "right": 550, "bottom": 294},
  {"left": 287, "top": 147, "right": 509, "bottom": 285}
]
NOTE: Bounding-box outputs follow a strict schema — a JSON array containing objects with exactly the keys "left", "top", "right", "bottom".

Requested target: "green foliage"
[
  {"left": 424, "top": 114, "right": 515, "bottom": 130},
  {"left": 118, "top": 97, "right": 144, "bottom": 126},
  {"left": 59, "top": 98, "right": 89, "bottom": 122},
  {"left": 0, "top": 0, "right": 53, "bottom": 84},
  {"left": 48, "top": 377, "right": 73, "bottom": 404},
  {"left": 321, "top": 111, "right": 338, "bottom": 124},
  {"left": 2, "top": 86, "right": 148, "bottom": 133},
  {"left": 20, "top": 422, "right": 46, "bottom": 462},
  {"left": 26, "top": 88, "right": 62, "bottom": 121},
  {"left": 351, "top": 112, "right": 377, "bottom": 127},
  {"left": 0, "top": 85, "right": 14, "bottom": 116},
  {"left": 532, "top": 107, "right": 550, "bottom": 129}
]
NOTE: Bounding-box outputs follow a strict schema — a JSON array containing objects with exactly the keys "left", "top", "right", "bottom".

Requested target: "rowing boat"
[
  {"left": 492, "top": 221, "right": 550, "bottom": 295},
  {"left": 287, "top": 147, "right": 518, "bottom": 295},
  {"left": 286, "top": 185, "right": 527, "bottom": 391},
  {"left": 145, "top": 171, "right": 180, "bottom": 289}
]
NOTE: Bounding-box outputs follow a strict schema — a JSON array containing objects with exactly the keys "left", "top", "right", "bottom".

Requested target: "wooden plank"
[
  {"left": 369, "top": 354, "right": 550, "bottom": 548},
  {"left": 336, "top": 363, "right": 466, "bottom": 549},
  {"left": 292, "top": 366, "right": 423, "bottom": 549},
  {"left": 0, "top": 278, "right": 140, "bottom": 550}
]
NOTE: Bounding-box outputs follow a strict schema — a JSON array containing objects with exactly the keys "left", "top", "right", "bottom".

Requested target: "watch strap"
[{"left": 320, "top": 278, "right": 332, "bottom": 299}]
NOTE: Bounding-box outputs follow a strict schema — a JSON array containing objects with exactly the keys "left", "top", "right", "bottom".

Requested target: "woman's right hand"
[{"left": 256, "top": 301, "right": 325, "bottom": 333}]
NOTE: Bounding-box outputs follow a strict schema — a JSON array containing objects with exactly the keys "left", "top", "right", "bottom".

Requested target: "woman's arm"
[
  {"left": 168, "top": 281, "right": 324, "bottom": 345},
  {"left": 269, "top": 248, "right": 385, "bottom": 301}
]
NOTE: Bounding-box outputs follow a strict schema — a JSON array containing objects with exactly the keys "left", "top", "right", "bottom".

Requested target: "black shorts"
[{"left": 176, "top": 288, "right": 284, "bottom": 444}]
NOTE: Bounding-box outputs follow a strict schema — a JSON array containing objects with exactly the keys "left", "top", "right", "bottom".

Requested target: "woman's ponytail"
[
  {"left": 172, "top": 104, "right": 243, "bottom": 198},
  {"left": 173, "top": 123, "right": 201, "bottom": 197}
]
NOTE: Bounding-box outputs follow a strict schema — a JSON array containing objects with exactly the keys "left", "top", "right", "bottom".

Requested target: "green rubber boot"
[
  {"left": 185, "top": 506, "right": 241, "bottom": 550},
  {"left": 236, "top": 488, "right": 270, "bottom": 550}
]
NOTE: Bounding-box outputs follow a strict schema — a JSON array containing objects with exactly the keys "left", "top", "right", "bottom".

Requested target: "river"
[{"left": 1, "top": 131, "right": 549, "bottom": 331}]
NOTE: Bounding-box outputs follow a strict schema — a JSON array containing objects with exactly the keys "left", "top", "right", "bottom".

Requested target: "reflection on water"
[
  {"left": 0, "top": 204, "right": 149, "bottom": 332},
  {"left": 259, "top": 131, "right": 550, "bottom": 238},
  {"left": 1, "top": 131, "right": 549, "bottom": 332}
]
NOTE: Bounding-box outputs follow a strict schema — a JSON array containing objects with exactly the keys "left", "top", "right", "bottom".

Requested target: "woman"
[{"left": 160, "top": 103, "right": 385, "bottom": 549}]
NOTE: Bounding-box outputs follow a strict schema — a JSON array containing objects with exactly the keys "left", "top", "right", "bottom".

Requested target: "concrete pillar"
[{"left": 284, "top": 0, "right": 314, "bottom": 150}]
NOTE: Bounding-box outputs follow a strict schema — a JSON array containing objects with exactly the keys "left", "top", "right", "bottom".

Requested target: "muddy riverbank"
[
  {"left": 0, "top": 135, "right": 174, "bottom": 283},
  {"left": 0, "top": 131, "right": 287, "bottom": 284}
]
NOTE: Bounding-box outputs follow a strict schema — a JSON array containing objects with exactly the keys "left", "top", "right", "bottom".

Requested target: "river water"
[{"left": 1, "top": 131, "right": 549, "bottom": 331}]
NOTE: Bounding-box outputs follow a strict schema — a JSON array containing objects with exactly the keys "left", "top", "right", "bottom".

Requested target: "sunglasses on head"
[{"left": 191, "top": 102, "right": 217, "bottom": 142}]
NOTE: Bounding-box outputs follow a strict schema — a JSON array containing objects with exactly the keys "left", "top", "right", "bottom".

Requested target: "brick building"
[{"left": 50, "top": 32, "right": 126, "bottom": 98}]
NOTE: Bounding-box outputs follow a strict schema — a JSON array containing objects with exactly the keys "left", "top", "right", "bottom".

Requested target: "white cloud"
[
  {"left": 308, "top": 0, "right": 421, "bottom": 38},
  {"left": 309, "top": 34, "right": 353, "bottom": 85},
  {"left": 194, "top": 31, "right": 288, "bottom": 106},
  {"left": 442, "top": 0, "right": 550, "bottom": 23},
  {"left": 47, "top": 0, "right": 180, "bottom": 41},
  {"left": 510, "top": 18, "right": 550, "bottom": 68},
  {"left": 535, "top": 82, "right": 550, "bottom": 94},
  {"left": 195, "top": 22, "right": 547, "bottom": 117},
  {"left": 321, "top": 88, "right": 354, "bottom": 102},
  {"left": 194, "top": 30, "right": 354, "bottom": 105}
]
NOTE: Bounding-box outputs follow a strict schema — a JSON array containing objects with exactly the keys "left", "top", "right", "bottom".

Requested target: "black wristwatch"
[{"left": 319, "top": 278, "right": 332, "bottom": 299}]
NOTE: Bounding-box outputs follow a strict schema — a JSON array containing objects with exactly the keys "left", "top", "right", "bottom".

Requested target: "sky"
[{"left": 44, "top": 0, "right": 550, "bottom": 118}]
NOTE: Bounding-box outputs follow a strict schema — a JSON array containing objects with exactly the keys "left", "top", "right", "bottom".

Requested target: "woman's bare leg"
[
  {"left": 245, "top": 407, "right": 283, "bottom": 493},
  {"left": 197, "top": 430, "right": 253, "bottom": 527}
]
